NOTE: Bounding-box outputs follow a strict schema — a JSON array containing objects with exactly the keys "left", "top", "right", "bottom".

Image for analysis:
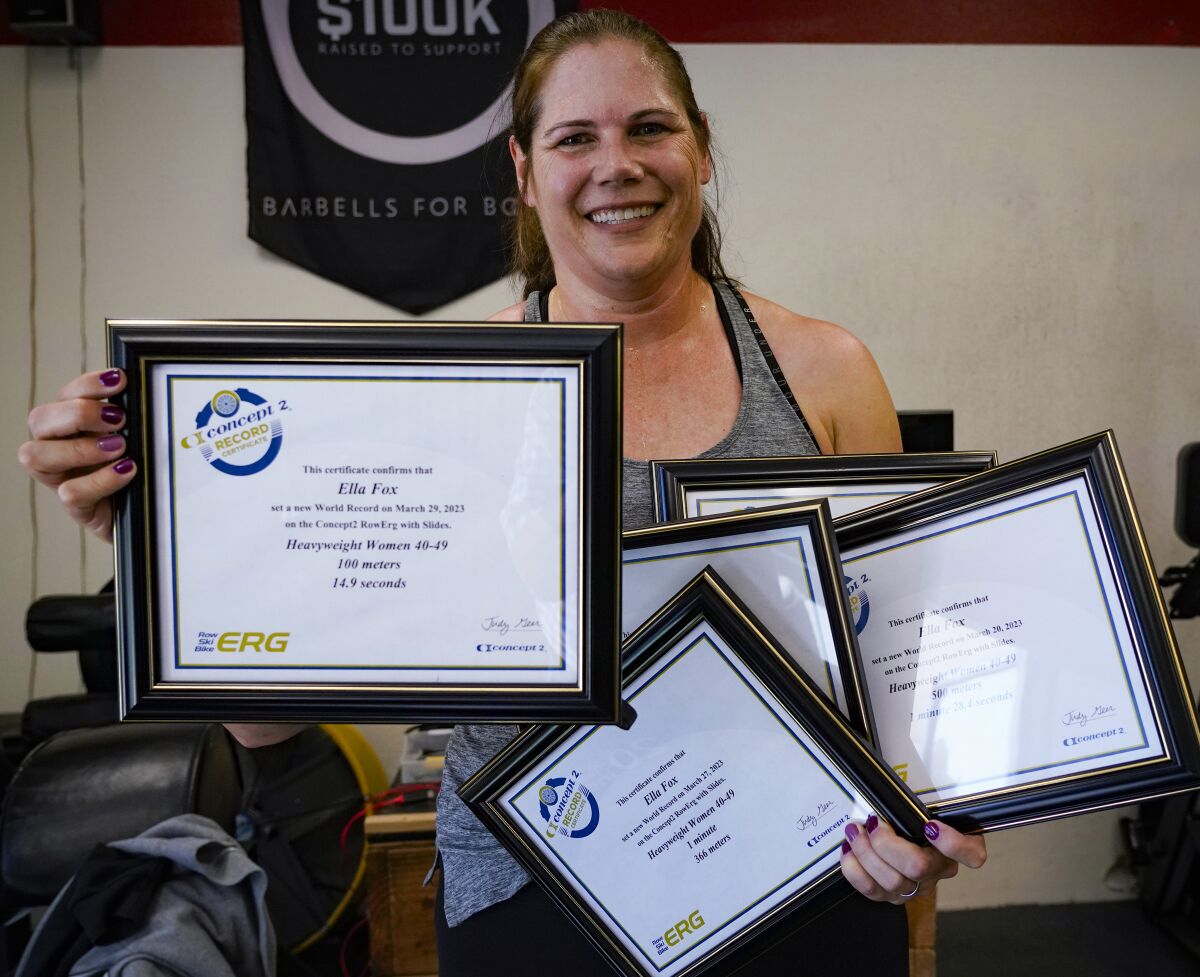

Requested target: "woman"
[{"left": 20, "top": 10, "right": 984, "bottom": 975}]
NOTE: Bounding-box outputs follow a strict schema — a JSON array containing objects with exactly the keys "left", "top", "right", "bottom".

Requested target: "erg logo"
[
  {"left": 661, "top": 910, "right": 705, "bottom": 952},
  {"left": 260, "top": 0, "right": 556, "bottom": 164},
  {"left": 217, "top": 632, "right": 290, "bottom": 653}
]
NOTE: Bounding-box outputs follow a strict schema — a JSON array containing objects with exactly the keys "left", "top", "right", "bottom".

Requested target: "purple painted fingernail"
[
  {"left": 845, "top": 823, "right": 859, "bottom": 843},
  {"left": 866, "top": 814, "right": 879, "bottom": 834},
  {"left": 97, "top": 435, "right": 123, "bottom": 452},
  {"left": 840, "top": 840, "right": 850, "bottom": 855},
  {"left": 113, "top": 458, "right": 134, "bottom": 475},
  {"left": 99, "top": 370, "right": 121, "bottom": 387},
  {"left": 924, "top": 822, "right": 940, "bottom": 841},
  {"left": 100, "top": 405, "right": 124, "bottom": 425}
]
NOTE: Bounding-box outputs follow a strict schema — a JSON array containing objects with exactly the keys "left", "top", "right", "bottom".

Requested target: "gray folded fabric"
[{"left": 66, "top": 813, "right": 275, "bottom": 977}]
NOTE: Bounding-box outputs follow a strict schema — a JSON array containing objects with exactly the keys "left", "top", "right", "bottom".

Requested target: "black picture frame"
[
  {"left": 834, "top": 431, "right": 1200, "bottom": 831},
  {"left": 109, "top": 318, "right": 622, "bottom": 724},
  {"left": 651, "top": 451, "right": 998, "bottom": 524},
  {"left": 622, "top": 499, "right": 872, "bottom": 739},
  {"left": 461, "top": 568, "right": 929, "bottom": 977}
]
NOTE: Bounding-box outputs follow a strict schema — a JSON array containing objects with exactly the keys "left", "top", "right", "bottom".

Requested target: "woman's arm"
[{"left": 747, "top": 293, "right": 902, "bottom": 455}]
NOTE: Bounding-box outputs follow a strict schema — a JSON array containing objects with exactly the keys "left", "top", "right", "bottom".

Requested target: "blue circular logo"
[
  {"left": 845, "top": 575, "right": 870, "bottom": 635},
  {"left": 186, "top": 386, "right": 284, "bottom": 477},
  {"left": 538, "top": 774, "right": 600, "bottom": 840}
]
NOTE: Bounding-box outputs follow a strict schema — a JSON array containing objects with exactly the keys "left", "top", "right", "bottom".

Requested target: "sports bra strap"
[{"left": 722, "top": 282, "right": 819, "bottom": 448}]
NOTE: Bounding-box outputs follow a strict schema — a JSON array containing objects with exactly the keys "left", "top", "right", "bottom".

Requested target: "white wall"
[{"left": 2, "top": 42, "right": 1198, "bottom": 908}]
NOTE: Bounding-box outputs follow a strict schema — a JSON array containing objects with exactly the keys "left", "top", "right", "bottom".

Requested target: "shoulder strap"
[
  {"left": 709, "top": 284, "right": 744, "bottom": 384},
  {"left": 723, "top": 282, "right": 818, "bottom": 448},
  {"left": 522, "top": 291, "right": 546, "bottom": 323}
]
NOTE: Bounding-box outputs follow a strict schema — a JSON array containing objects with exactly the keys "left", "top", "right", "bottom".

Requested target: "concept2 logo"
[
  {"left": 180, "top": 388, "right": 286, "bottom": 476},
  {"left": 538, "top": 771, "right": 600, "bottom": 840},
  {"left": 652, "top": 911, "right": 706, "bottom": 956},
  {"left": 844, "top": 573, "right": 870, "bottom": 635}
]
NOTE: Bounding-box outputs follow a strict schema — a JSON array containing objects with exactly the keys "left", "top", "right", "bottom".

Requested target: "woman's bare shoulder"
[
  {"left": 741, "top": 290, "right": 901, "bottom": 453},
  {"left": 743, "top": 291, "right": 873, "bottom": 374},
  {"left": 488, "top": 301, "right": 526, "bottom": 322}
]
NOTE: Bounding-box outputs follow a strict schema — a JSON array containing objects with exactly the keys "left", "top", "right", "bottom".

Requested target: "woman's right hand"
[
  {"left": 20, "top": 374, "right": 307, "bottom": 750},
  {"left": 18, "top": 368, "right": 136, "bottom": 543}
]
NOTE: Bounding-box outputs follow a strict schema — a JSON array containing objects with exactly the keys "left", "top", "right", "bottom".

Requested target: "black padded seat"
[{"left": 0, "top": 723, "right": 240, "bottom": 903}]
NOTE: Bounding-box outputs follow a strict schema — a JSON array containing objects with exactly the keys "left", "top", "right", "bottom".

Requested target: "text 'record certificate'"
[
  {"left": 497, "top": 621, "right": 878, "bottom": 977},
  {"left": 841, "top": 475, "right": 1164, "bottom": 807},
  {"left": 152, "top": 362, "right": 581, "bottom": 688}
]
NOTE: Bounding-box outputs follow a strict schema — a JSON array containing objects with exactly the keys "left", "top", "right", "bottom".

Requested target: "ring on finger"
[{"left": 898, "top": 882, "right": 920, "bottom": 899}]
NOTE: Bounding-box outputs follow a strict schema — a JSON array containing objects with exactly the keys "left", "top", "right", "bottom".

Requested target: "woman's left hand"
[{"left": 840, "top": 815, "right": 986, "bottom": 904}]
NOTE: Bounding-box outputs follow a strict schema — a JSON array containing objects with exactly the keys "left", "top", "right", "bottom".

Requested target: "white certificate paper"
[
  {"left": 685, "top": 481, "right": 939, "bottom": 520},
  {"left": 622, "top": 523, "right": 848, "bottom": 714},
  {"left": 151, "top": 362, "right": 582, "bottom": 687},
  {"left": 499, "top": 622, "right": 873, "bottom": 977},
  {"left": 841, "top": 475, "right": 1166, "bottom": 804}
]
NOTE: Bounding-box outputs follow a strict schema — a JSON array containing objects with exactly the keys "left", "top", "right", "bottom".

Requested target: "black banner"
[{"left": 242, "top": 1, "right": 572, "bottom": 314}]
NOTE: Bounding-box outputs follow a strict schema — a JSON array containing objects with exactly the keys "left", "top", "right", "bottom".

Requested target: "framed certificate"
[
  {"left": 622, "top": 500, "right": 869, "bottom": 733},
  {"left": 651, "top": 451, "right": 997, "bottom": 523},
  {"left": 461, "top": 569, "right": 928, "bottom": 977},
  {"left": 109, "top": 319, "right": 621, "bottom": 723},
  {"left": 835, "top": 431, "right": 1200, "bottom": 830}
]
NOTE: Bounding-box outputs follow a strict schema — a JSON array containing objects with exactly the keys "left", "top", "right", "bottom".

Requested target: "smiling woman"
[
  {"left": 431, "top": 9, "right": 987, "bottom": 977},
  {"left": 513, "top": 39, "right": 711, "bottom": 299},
  {"left": 506, "top": 11, "right": 724, "bottom": 303},
  {"left": 15, "top": 8, "right": 986, "bottom": 976}
]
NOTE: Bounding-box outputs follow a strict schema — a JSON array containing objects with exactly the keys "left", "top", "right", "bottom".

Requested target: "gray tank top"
[{"left": 435, "top": 280, "right": 819, "bottom": 926}]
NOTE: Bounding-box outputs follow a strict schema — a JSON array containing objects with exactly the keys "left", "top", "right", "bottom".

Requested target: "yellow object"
[
  {"left": 290, "top": 724, "right": 389, "bottom": 953},
  {"left": 322, "top": 723, "right": 390, "bottom": 797}
]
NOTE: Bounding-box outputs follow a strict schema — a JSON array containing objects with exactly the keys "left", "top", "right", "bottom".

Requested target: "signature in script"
[
  {"left": 795, "top": 799, "right": 837, "bottom": 832},
  {"left": 481, "top": 615, "right": 541, "bottom": 636},
  {"left": 1062, "top": 704, "right": 1117, "bottom": 728}
]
